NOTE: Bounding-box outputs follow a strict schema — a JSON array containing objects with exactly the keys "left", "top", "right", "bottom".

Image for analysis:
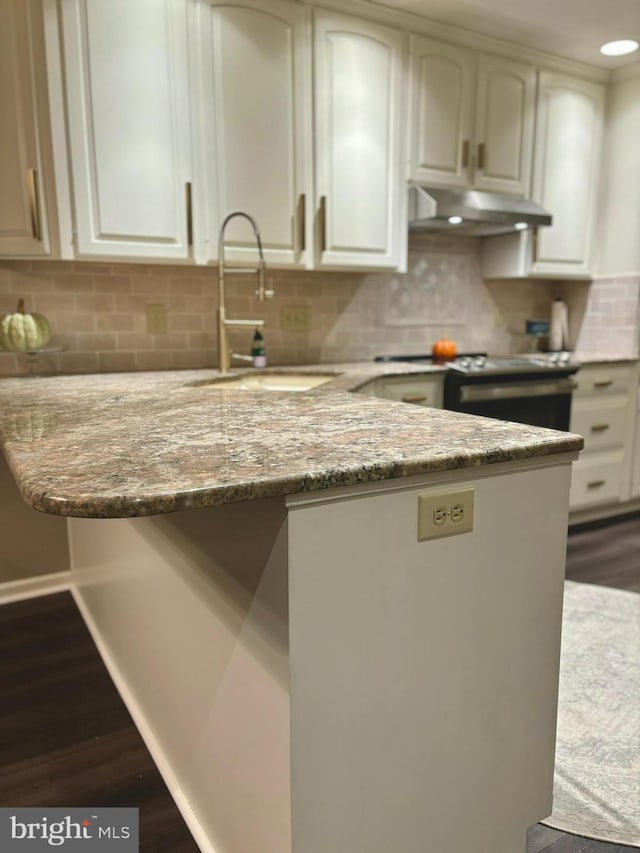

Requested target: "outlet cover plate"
[
  {"left": 281, "top": 304, "right": 311, "bottom": 331},
  {"left": 418, "top": 488, "right": 475, "bottom": 541}
]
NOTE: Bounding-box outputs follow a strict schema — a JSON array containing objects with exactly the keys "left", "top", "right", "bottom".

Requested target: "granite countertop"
[{"left": 0, "top": 363, "right": 583, "bottom": 519}]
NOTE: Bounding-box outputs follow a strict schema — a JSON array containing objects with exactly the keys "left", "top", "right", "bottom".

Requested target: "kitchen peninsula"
[{"left": 0, "top": 364, "right": 583, "bottom": 853}]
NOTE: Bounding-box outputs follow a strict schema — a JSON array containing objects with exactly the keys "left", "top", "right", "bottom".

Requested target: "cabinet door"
[
  {"left": 61, "top": 0, "right": 192, "bottom": 259},
  {"left": 314, "top": 11, "right": 405, "bottom": 269},
  {"left": 198, "top": 0, "right": 312, "bottom": 267},
  {"left": 474, "top": 54, "right": 536, "bottom": 195},
  {"left": 408, "top": 35, "right": 474, "bottom": 188},
  {"left": 531, "top": 73, "right": 604, "bottom": 277},
  {"left": 0, "top": 0, "right": 49, "bottom": 256}
]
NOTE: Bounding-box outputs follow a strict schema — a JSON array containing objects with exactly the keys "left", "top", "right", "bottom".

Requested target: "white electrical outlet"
[{"left": 417, "top": 488, "right": 475, "bottom": 541}]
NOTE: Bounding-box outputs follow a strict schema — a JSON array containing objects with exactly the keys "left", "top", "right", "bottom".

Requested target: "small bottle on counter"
[{"left": 251, "top": 329, "right": 267, "bottom": 368}]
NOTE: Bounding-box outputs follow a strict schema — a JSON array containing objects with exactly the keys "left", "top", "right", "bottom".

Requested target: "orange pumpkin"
[{"left": 432, "top": 336, "right": 457, "bottom": 363}]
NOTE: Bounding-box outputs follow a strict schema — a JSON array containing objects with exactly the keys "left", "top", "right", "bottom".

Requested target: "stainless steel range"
[{"left": 374, "top": 352, "right": 580, "bottom": 431}]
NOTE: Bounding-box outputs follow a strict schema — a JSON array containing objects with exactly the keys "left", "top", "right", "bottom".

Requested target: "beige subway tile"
[
  {"left": 114, "top": 294, "right": 150, "bottom": 313},
  {"left": 171, "top": 349, "right": 210, "bottom": 369},
  {"left": 51, "top": 273, "right": 94, "bottom": 292},
  {"left": 0, "top": 353, "right": 20, "bottom": 376},
  {"left": 54, "top": 312, "right": 95, "bottom": 332},
  {"left": 152, "top": 332, "right": 189, "bottom": 350},
  {"left": 131, "top": 276, "right": 169, "bottom": 295},
  {"left": 26, "top": 261, "right": 66, "bottom": 275},
  {"left": 98, "top": 351, "right": 137, "bottom": 372},
  {"left": 117, "top": 332, "right": 152, "bottom": 350},
  {"left": 76, "top": 293, "right": 116, "bottom": 312},
  {"left": 188, "top": 331, "right": 216, "bottom": 349},
  {"left": 50, "top": 330, "right": 77, "bottom": 347},
  {"left": 169, "top": 277, "right": 205, "bottom": 295},
  {"left": 58, "top": 351, "right": 99, "bottom": 373},
  {"left": 96, "top": 313, "right": 136, "bottom": 332},
  {"left": 135, "top": 351, "right": 173, "bottom": 370},
  {"left": 73, "top": 262, "right": 113, "bottom": 275},
  {"left": 168, "top": 313, "right": 204, "bottom": 332},
  {"left": 93, "top": 275, "right": 133, "bottom": 294},
  {"left": 31, "top": 293, "right": 77, "bottom": 313},
  {"left": 76, "top": 332, "right": 117, "bottom": 350},
  {"left": 10, "top": 276, "right": 52, "bottom": 293}
]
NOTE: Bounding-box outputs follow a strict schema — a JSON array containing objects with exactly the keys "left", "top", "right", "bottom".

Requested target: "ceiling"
[{"left": 376, "top": 0, "right": 640, "bottom": 68}]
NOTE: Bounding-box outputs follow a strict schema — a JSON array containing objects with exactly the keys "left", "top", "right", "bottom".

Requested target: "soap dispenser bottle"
[{"left": 251, "top": 329, "right": 267, "bottom": 368}]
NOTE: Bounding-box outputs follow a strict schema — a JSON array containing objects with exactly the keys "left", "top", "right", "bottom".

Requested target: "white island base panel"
[{"left": 67, "top": 456, "right": 575, "bottom": 853}]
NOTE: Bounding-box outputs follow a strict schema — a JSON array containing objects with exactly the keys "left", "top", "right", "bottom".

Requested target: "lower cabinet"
[
  {"left": 358, "top": 373, "right": 444, "bottom": 408},
  {"left": 569, "top": 362, "right": 638, "bottom": 512}
]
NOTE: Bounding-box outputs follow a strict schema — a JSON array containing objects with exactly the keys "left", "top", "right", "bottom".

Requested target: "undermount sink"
[{"left": 190, "top": 372, "right": 338, "bottom": 392}]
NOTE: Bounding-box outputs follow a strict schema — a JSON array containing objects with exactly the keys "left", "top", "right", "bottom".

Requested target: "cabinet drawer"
[
  {"left": 371, "top": 376, "right": 444, "bottom": 408},
  {"left": 569, "top": 450, "right": 624, "bottom": 509},
  {"left": 573, "top": 364, "right": 633, "bottom": 397},
  {"left": 570, "top": 396, "right": 628, "bottom": 452}
]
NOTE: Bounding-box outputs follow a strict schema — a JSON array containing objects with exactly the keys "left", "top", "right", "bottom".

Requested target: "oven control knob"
[
  {"left": 473, "top": 355, "right": 486, "bottom": 368},
  {"left": 558, "top": 351, "right": 570, "bottom": 364},
  {"left": 457, "top": 356, "right": 471, "bottom": 368},
  {"left": 548, "top": 353, "right": 559, "bottom": 364}
]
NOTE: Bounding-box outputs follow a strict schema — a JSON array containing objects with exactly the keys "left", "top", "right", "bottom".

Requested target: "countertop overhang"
[{"left": 0, "top": 363, "right": 584, "bottom": 518}]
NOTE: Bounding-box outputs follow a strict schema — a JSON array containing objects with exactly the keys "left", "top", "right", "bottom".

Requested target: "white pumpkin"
[{"left": 0, "top": 299, "right": 51, "bottom": 351}]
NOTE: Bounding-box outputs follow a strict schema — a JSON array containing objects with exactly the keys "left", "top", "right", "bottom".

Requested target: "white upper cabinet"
[
  {"left": 0, "top": 0, "right": 50, "bottom": 256},
  {"left": 60, "top": 0, "right": 192, "bottom": 259},
  {"left": 409, "top": 38, "right": 536, "bottom": 196},
  {"left": 314, "top": 11, "right": 405, "bottom": 269},
  {"left": 193, "top": 0, "right": 312, "bottom": 267},
  {"left": 474, "top": 54, "right": 536, "bottom": 195},
  {"left": 409, "top": 36, "right": 474, "bottom": 189},
  {"left": 530, "top": 72, "right": 605, "bottom": 276},
  {"left": 482, "top": 71, "right": 605, "bottom": 279}
]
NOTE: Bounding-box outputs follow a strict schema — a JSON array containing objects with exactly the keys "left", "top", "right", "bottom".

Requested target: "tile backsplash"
[{"left": 0, "top": 234, "right": 612, "bottom": 377}]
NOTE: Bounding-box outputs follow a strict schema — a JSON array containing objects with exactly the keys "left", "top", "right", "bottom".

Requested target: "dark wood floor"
[{"left": 0, "top": 511, "right": 638, "bottom": 852}]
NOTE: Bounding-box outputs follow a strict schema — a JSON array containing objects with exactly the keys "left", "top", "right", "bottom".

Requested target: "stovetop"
[{"left": 374, "top": 352, "right": 578, "bottom": 376}]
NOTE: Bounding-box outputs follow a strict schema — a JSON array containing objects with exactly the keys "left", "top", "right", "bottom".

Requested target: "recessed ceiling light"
[
  {"left": 448, "top": 216, "right": 463, "bottom": 225},
  {"left": 514, "top": 222, "right": 528, "bottom": 231},
  {"left": 600, "top": 39, "right": 639, "bottom": 56}
]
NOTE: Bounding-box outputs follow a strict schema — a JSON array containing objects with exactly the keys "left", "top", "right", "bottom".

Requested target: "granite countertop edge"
[{"left": 0, "top": 362, "right": 584, "bottom": 519}]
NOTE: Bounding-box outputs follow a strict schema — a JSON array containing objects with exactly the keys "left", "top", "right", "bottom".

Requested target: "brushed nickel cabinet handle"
[
  {"left": 402, "top": 394, "right": 428, "bottom": 404},
  {"left": 461, "top": 139, "right": 470, "bottom": 169},
  {"left": 587, "top": 479, "right": 606, "bottom": 489},
  {"left": 594, "top": 380, "right": 613, "bottom": 388},
  {"left": 186, "top": 182, "right": 193, "bottom": 247},
  {"left": 27, "top": 168, "right": 41, "bottom": 241},
  {"left": 477, "top": 142, "right": 486, "bottom": 170},
  {"left": 590, "top": 423, "right": 610, "bottom": 432},
  {"left": 298, "top": 193, "right": 306, "bottom": 253},
  {"left": 319, "top": 195, "right": 327, "bottom": 253}
]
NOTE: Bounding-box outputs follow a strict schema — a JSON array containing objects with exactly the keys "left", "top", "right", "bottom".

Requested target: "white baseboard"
[
  {"left": 0, "top": 571, "right": 72, "bottom": 605},
  {"left": 70, "top": 586, "right": 215, "bottom": 853}
]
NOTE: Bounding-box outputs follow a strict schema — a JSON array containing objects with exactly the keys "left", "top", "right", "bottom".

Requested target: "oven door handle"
[{"left": 459, "top": 378, "right": 576, "bottom": 402}]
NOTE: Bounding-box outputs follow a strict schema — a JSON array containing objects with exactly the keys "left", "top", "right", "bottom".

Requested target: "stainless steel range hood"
[{"left": 408, "top": 184, "right": 553, "bottom": 237}]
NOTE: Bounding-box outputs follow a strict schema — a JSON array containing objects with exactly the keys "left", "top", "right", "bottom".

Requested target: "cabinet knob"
[
  {"left": 402, "top": 394, "right": 427, "bottom": 404},
  {"left": 594, "top": 380, "right": 613, "bottom": 388},
  {"left": 590, "top": 423, "right": 610, "bottom": 432}
]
